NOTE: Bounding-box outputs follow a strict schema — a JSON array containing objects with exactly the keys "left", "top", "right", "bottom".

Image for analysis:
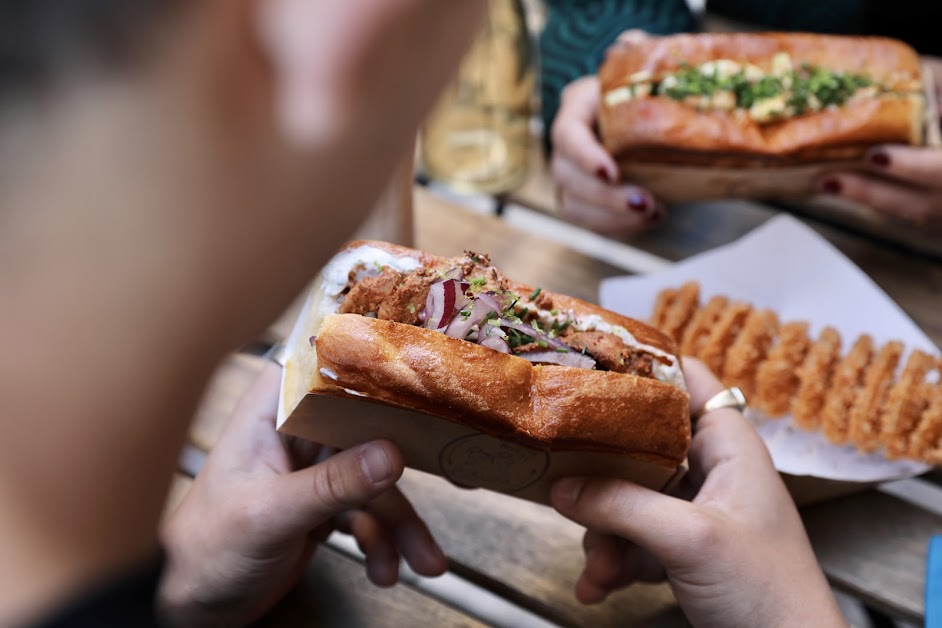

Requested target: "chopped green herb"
[
  {"left": 556, "top": 347, "right": 568, "bottom": 353},
  {"left": 550, "top": 309, "right": 559, "bottom": 316},
  {"left": 537, "top": 340, "right": 548, "bottom": 348},
  {"left": 656, "top": 60, "right": 876, "bottom": 117},
  {"left": 529, "top": 287, "right": 542, "bottom": 300},
  {"left": 374, "top": 261, "right": 385, "bottom": 272},
  {"left": 460, "top": 309, "right": 472, "bottom": 318},
  {"left": 469, "top": 277, "right": 487, "bottom": 287}
]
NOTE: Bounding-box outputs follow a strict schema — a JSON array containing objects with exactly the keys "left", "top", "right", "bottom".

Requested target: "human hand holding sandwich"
[
  {"left": 551, "top": 32, "right": 941, "bottom": 235},
  {"left": 159, "top": 363, "right": 446, "bottom": 627},
  {"left": 551, "top": 358, "right": 845, "bottom": 627}
]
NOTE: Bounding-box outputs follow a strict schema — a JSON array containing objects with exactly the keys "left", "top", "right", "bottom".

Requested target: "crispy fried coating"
[
  {"left": 848, "top": 341, "right": 903, "bottom": 453},
  {"left": 722, "top": 309, "right": 778, "bottom": 400},
  {"left": 910, "top": 384, "right": 942, "bottom": 461},
  {"left": 649, "top": 283, "right": 942, "bottom": 464},
  {"left": 792, "top": 326, "right": 842, "bottom": 432},
  {"left": 881, "top": 350, "right": 936, "bottom": 458},
  {"left": 699, "top": 301, "right": 752, "bottom": 377},
  {"left": 651, "top": 287, "right": 677, "bottom": 329},
  {"left": 680, "top": 295, "right": 728, "bottom": 357},
  {"left": 660, "top": 281, "right": 700, "bottom": 345},
  {"left": 821, "top": 335, "right": 873, "bottom": 444},
  {"left": 754, "top": 321, "right": 811, "bottom": 417}
]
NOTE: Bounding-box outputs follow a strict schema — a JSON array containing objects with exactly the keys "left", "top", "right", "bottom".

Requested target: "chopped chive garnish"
[
  {"left": 537, "top": 340, "right": 548, "bottom": 348},
  {"left": 529, "top": 287, "right": 542, "bottom": 300},
  {"left": 556, "top": 347, "right": 568, "bottom": 353}
]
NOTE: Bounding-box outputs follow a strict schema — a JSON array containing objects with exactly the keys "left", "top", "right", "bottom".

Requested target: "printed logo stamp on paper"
[{"left": 438, "top": 433, "right": 549, "bottom": 492}]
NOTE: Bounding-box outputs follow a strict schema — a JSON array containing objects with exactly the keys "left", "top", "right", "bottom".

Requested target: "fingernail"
[
  {"left": 868, "top": 150, "right": 891, "bottom": 168},
  {"left": 596, "top": 166, "right": 611, "bottom": 184},
  {"left": 552, "top": 478, "right": 586, "bottom": 508},
  {"left": 360, "top": 445, "right": 394, "bottom": 484},
  {"left": 819, "top": 178, "right": 842, "bottom": 195},
  {"left": 627, "top": 192, "right": 650, "bottom": 213}
]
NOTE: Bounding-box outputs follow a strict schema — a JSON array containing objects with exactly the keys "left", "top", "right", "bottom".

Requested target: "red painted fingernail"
[
  {"left": 868, "top": 150, "right": 891, "bottom": 168},
  {"left": 595, "top": 167, "right": 611, "bottom": 184},
  {"left": 627, "top": 192, "right": 649, "bottom": 212},
  {"left": 820, "top": 178, "right": 842, "bottom": 194}
]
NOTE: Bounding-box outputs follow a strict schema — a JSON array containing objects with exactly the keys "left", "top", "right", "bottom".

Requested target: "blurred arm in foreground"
[{"left": 0, "top": 1, "right": 483, "bottom": 624}]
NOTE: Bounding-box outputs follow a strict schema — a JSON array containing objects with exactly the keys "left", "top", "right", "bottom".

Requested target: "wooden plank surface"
[
  {"left": 164, "top": 475, "right": 486, "bottom": 628},
  {"left": 802, "top": 491, "right": 941, "bottom": 625},
  {"left": 398, "top": 471, "right": 685, "bottom": 628}
]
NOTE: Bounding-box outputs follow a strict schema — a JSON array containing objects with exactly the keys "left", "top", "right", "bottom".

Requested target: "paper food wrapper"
[
  {"left": 276, "top": 283, "right": 685, "bottom": 506},
  {"left": 620, "top": 65, "right": 942, "bottom": 205},
  {"left": 600, "top": 214, "right": 934, "bottom": 492}
]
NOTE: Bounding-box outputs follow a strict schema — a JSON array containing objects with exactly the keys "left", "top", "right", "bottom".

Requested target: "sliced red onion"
[
  {"left": 444, "top": 294, "right": 502, "bottom": 340},
  {"left": 425, "top": 278, "right": 470, "bottom": 330},
  {"left": 500, "top": 318, "right": 570, "bottom": 352},
  {"left": 481, "top": 335, "right": 511, "bottom": 353},
  {"left": 518, "top": 350, "right": 596, "bottom": 369}
]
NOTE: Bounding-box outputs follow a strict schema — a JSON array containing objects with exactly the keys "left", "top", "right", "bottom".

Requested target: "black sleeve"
[
  {"left": 707, "top": 0, "right": 942, "bottom": 56},
  {"left": 33, "top": 554, "right": 164, "bottom": 628}
]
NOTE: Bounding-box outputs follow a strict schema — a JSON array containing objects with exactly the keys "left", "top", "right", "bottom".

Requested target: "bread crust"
[
  {"left": 291, "top": 240, "right": 691, "bottom": 468},
  {"left": 315, "top": 314, "right": 690, "bottom": 466},
  {"left": 598, "top": 33, "right": 924, "bottom": 167}
]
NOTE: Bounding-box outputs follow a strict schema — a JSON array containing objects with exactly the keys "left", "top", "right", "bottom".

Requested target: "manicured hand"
[
  {"left": 158, "top": 363, "right": 446, "bottom": 627},
  {"left": 551, "top": 358, "right": 844, "bottom": 627},
  {"left": 550, "top": 75, "right": 666, "bottom": 235},
  {"left": 817, "top": 145, "right": 942, "bottom": 229}
]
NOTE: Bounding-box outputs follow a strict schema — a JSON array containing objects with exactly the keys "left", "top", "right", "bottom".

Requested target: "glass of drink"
[{"left": 420, "top": 0, "right": 534, "bottom": 196}]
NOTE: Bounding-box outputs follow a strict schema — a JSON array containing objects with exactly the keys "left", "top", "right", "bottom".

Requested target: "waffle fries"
[{"left": 651, "top": 282, "right": 942, "bottom": 464}]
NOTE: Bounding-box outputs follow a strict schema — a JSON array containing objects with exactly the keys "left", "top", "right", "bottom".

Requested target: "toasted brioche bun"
[
  {"left": 282, "top": 241, "right": 690, "bottom": 467},
  {"left": 598, "top": 33, "right": 925, "bottom": 169}
]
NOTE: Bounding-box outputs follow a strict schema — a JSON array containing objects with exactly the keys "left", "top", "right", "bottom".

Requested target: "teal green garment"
[{"left": 540, "top": 0, "right": 695, "bottom": 146}]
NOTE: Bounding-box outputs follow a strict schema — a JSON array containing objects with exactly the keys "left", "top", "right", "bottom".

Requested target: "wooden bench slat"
[
  {"left": 802, "top": 490, "right": 941, "bottom": 624},
  {"left": 398, "top": 471, "right": 687, "bottom": 628}
]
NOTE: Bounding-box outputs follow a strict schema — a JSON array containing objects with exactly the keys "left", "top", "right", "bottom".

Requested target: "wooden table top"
[{"left": 171, "top": 181, "right": 942, "bottom": 627}]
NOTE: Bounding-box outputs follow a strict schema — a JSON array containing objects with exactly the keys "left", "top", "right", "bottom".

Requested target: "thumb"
[
  {"left": 551, "top": 476, "right": 692, "bottom": 564},
  {"left": 270, "top": 440, "right": 405, "bottom": 537}
]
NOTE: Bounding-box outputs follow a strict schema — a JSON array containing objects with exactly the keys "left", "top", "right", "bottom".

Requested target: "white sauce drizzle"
[{"left": 321, "top": 245, "right": 423, "bottom": 301}]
